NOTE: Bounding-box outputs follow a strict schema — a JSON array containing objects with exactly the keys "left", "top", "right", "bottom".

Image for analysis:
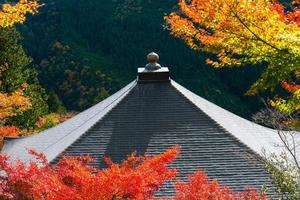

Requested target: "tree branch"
[{"left": 230, "top": 8, "right": 283, "bottom": 52}]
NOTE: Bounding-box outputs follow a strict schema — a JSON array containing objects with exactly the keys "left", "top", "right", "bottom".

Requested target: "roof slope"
[
  {"left": 172, "top": 81, "right": 300, "bottom": 158},
  {"left": 4, "top": 79, "right": 297, "bottom": 197},
  {"left": 2, "top": 81, "right": 136, "bottom": 162},
  {"left": 50, "top": 82, "right": 278, "bottom": 197}
]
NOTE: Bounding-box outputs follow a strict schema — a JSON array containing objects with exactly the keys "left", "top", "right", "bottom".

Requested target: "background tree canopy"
[
  {"left": 19, "top": 0, "right": 265, "bottom": 118},
  {"left": 0, "top": 0, "right": 75, "bottom": 138}
]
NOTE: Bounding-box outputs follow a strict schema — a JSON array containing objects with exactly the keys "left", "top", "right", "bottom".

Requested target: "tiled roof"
[
  {"left": 172, "top": 81, "right": 300, "bottom": 159},
  {"left": 2, "top": 81, "right": 136, "bottom": 162},
  {"left": 51, "top": 82, "right": 278, "bottom": 197},
  {"left": 4, "top": 77, "right": 298, "bottom": 198}
]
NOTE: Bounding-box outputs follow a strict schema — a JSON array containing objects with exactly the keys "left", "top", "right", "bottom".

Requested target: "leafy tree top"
[{"left": 165, "top": 0, "right": 300, "bottom": 95}]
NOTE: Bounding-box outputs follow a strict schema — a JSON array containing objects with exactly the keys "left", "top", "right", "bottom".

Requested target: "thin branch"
[
  {"left": 260, "top": 97, "right": 300, "bottom": 173},
  {"left": 277, "top": 129, "right": 300, "bottom": 173},
  {"left": 229, "top": 7, "right": 283, "bottom": 52}
]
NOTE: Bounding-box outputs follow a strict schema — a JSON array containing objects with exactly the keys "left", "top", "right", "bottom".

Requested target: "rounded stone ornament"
[{"left": 145, "top": 52, "right": 161, "bottom": 71}]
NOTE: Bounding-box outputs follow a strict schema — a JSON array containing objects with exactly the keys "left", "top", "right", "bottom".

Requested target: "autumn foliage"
[
  {"left": 270, "top": 81, "right": 300, "bottom": 114},
  {"left": 281, "top": 81, "right": 300, "bottom": 94},
  {"left": 0, "top": 0, "right": 39, "bottom": 28},
  {"left": 174, "top": 171, "right": 267, "bottom": 200},
  {"left": 0, "top": 146, "right": 266, "bottom": 200},
  {"left": 0, "top": 89, "right": 31, "bottom": 120},
  {"left": 0, "top": 0, "right": 40, "bottom": 122},
  {"left": 0, "top": 126, "right": 20, "bottom": 137},
  {"left": 165, "top": 0, "right": 300, "bottom": 111},
  {"left": 0, "top": 126, "right": 20, "bottom": 150}
]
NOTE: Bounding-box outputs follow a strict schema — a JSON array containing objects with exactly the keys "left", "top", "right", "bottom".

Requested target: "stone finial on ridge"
[
  {"left": 137, "top": 52, "right": 170, "bottom": 83},
  {"left": 145, "top": 52, "right": 161, "bottom": 71}
]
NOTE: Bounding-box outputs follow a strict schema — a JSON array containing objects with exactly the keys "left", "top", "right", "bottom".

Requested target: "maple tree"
[
  {"left": 174, "top": 171, "right": 267, "bottom": 200},
  {"left": 165, "top": 0, "right": 300, "bottom": 112},
  {"left": 0, "top": 146, "right": 267, "bottom": 200}
]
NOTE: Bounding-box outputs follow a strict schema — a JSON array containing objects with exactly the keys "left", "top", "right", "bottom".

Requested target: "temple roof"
[{"left": 2, "top": 60, "right": 300, "bottom": 197}]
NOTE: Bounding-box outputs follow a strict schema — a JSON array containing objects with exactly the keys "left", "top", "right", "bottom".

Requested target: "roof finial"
[{"left": 145, "top": 52, "right": 161, "bottom": 71}]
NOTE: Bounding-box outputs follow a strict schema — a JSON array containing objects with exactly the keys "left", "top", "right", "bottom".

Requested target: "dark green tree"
[
  {"left": 21, "top": 0, "right": 260, "bottom": 118},
  {"left": 37, "top": 42, "right": 114, "bottom": 111},
  {"left": 0, "top": 27, "right": 49, "bottom": 129},
  {"left": 47, "top": 90, "right": 66, "bottom": 114}
]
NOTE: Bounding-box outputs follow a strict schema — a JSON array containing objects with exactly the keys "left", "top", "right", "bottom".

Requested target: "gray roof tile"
[{"left": 51, "top": 82, "right": 279, "bottom": 197}]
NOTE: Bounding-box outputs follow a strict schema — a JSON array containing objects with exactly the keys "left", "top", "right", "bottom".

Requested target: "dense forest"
[{"left": 19, "top": 0, "right": 265, "bottom": 117}]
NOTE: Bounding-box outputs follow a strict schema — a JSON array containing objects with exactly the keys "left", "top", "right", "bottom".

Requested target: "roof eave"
[
  {"left": 1, "top": 81, "right": 137, "bottom": 163},
  {"left": 171, "top": 80, "right": 300, "bottom": 158}
]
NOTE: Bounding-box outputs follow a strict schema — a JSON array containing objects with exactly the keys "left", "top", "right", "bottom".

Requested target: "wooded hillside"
[{"left": 20, "top": 0, "right": 263, "bottom": 117}]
